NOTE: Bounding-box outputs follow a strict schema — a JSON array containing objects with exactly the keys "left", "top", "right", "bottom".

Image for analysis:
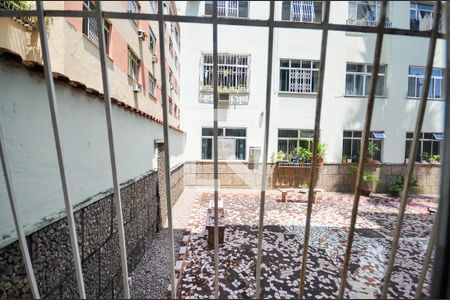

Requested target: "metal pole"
[
  {"left": 298, "top": 1, "right": 330, "bottom": 299},
  {"left": 338, "top": 1, "right": 387, "bottom": 298},
  {"left": 157, "top": 1, "right": 177, "bottom": 298},
  {"left": 431, "top": 2, "right": 450, "bottom": 298},
  {"left": 212, "top": 1, "right": 220, "bottom": 298},
  {"left": 94, "top": 1, "right": 130, "bottom": 298},
  {"left": 254, "top": 1, "right": 275, "bottom": 298},
  {"left": 0, "top": 122, "right": 40, "bottom": 299},
  {"left": 381, "top": 2, "right": 441, "bottom": 298},
  {"left": 35, "top": 2, "right": 86, "bottom": 298}
]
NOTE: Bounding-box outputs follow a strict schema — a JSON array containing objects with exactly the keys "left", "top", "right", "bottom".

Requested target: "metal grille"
[{"left": 0, "top": 1, "right": 449, "bottom": 299}]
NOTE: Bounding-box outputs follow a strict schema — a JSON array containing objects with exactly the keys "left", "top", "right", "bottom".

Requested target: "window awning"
[
  {"left": 433, "top": 133, "right": 444, "bottom": 141},
  {"left": 371, "top": 131, "right": 385, "bottom": 140}
]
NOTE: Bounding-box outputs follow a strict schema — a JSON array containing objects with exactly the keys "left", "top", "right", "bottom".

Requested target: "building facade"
[
  {"left": 0, "top": 0, "right": 181, "bottom": 128},
  {"left": 180, "top": 1, "right": 446, "bottom": 164}
]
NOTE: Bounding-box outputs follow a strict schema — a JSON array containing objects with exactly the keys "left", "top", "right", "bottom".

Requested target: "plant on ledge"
[
  {"left": 367, "top": 140, "right": 380, "bottom": 164},
  {"left": 388, "top": 175, "right": 419, "bottom": 197},
  {"left": 316, "top": 142, "right": 326, "bottom": 165},
  {"left": 430, "top": 154, "right": 440, "bottom": 164}
]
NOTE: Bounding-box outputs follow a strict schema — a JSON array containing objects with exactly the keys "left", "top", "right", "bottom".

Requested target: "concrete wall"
[
  {"left": 184, "top": 162, "right": 441, "bottom": 195},
  {"left": 0, "top": 61, "right": 185, "bottom": 247},
  {"left": 180, "top": 1, "right": 445, "bottom": 164}
]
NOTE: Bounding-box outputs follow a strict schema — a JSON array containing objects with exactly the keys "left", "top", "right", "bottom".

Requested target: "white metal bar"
[
  {"left": 0, "top": 9, "right": 446, "bottom": 39},
  {"left": 212, "top": 1, "right": 220, "bottom": 299},
  {"left": 0, "top": 122, "right": 40, "bottom": 299},
  {"left": 35, "top": 1, "right": 86, "bottom": 298},
  {"left": 381, "top": 1, "right": 442, "bottom": 298},
  {"left": 254, "top": 1, "right": 275, "bottom": 298},
  {"left": 338, "top": 1, "right": 387, "bottom": 298},
  {"left": 157, "top": 1, "right": 177, "bottom": 298},
  {"left": 94, "top": 1, "right": 130, "bottom": 298},
  {"left": 298, "top": 1, "right": 330, "bottom": 299}
]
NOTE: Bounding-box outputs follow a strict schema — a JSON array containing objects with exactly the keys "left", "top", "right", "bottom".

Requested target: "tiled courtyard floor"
[{"left": 177, "top": 190, "right": 437, "bottom": 299}]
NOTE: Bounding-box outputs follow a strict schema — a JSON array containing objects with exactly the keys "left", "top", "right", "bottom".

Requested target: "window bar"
[
  {"left": 0, "top": 122, "right": 40, "bottom": 299},
  {"left": 94, "top": 1, "right": 130, "bottom": 298},
  {"left": 338, "top": 1, "right": 387, "bottom": 298},
  {"left": 254, "top": 1, "right": 275, "bottom": 298},
  {"left": 415, "top": 209, "right": 439, "bottom": 298},
  {"left": 35, "top": 2, "right": 86, "bottom": 298},
  {"left": 212, "top": 1, "right": 220, "bottom": 298},
  {"left": 381, "top": 1, "right": 441, "bottom": 298},
  {"left": 157, "top": 1, "right": 177, "bottom": 298},
  {"left": 298, "top": 1, "right": 330, "bottom": 299},
  {"left": 431, "top": 3, "right": 450, "bottom": 296}
]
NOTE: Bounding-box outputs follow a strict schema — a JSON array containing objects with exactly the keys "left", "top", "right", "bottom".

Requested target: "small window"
[
  {"left": 128, "top": 48, "right": 140, "bottom": 80},
  {"left": 407, "top": 66, "right": 444, "bottom": 100},
  {"left": 148, "top": 73, "right": 155, "bottom": 97},
  {"left": 405, "top": 132, "right": 443, "bottom": 162},
  {"left": 347, "top": 1, "right": 386, "bottom": 27},
  {"left": 201, "top": 127, "right": 247, "bottom": 160},
  {"left": 277, "top": 129, "right": 314, "bottom": 155},
  {"left": 345, "top": 63, "right": 386, "bottom": 96},
  {"left": 149, "top": 27, "right": 156, "bottom": 53},
  {"left": 342, "top": 130, "right": 384, "bottom": 162},
  {"left": 279, "top": 59, "right": 320, "bottom": 93},
  {"left": 410, "top": 2, "right": 440, "bottom": 31},
  {"left": 205, "top": 1, "right": 249, "bottom": 18},
  {"left": 281, "top": 1, "right": 323, "bottom": 22},
  {"left": 103, "top": 20, "right": 111, "bottom": 54}
]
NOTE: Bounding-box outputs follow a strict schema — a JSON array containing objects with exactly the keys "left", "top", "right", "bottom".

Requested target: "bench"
[
  {"left": 277, "top": 187, "right": 325, "bottom": 202},
  {"left": 206, "top": 200, "right": 225, "bottom": 248}
]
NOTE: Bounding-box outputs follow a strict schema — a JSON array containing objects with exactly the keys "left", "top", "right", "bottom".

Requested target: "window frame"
[
  {"left": 148, "top": 72, "right": 156, "bottom": 98},
  {"left": 201, "top": 127, "right": 247, "bottom": 160},
  {"left": 342, "top": 130, "right": 384, "bottom": 162},
  {"left": 281, "top": 1, "right": 323, "bottom": 23},
  {"left": 405, "top": 132, "right": 443, "bottom": 162},
  {"left": 279, "top": 59, "right": 320, "bottom": 94},
  {"left": 277, "top": 129, "right": 315, "bottom": 155},
  {"left": 204, "top": 1, "right": 249, "bottom": 18},
  {"left": 345, "top": 63, "right": 386, "bottom": 97},
  {"left": 128, "top": 48, "right": 140, "bottom": 81},
  {"left": 407, "top": 66, "right": 444, "bottom": 100},
  {"left": 148, "top": 26, "right": 156, "bottom": 53}
]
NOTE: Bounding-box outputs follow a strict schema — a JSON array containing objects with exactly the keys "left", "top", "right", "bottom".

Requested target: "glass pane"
[
  {"left": 288, "top": 140, "right": 297, "bottom": 155},
  {"left": 376, "top": 76, "right": 384, "bottom": 96},
  {"left": 202, "top": 128, "right": 213, "bottom": 136},
  {"left": 300, "top": 130, "right": 313, "bottom": 138},
  {"left": 312, "top": 61, "right": 320, "bottom": 69},
  {"left": 238, "top": 1, "right": 249, "bottom": 18},
  {"left": 422, "top": 140, "right": 432, "bottom": 158},
  {"left": 202, "top": 138, "right": 212, "bottom": 159},
  {"left": 432, "top": 141, "right": 441, "bottom": 156},
  {"left": 406, "top": 132, "right": 414, "bottom": 139},
  {"left": 365, "top": 75, "right": 372, "bottom": 95},
  {"left": 343, "top": 139, "right": 352, "bottom": 158},
  {"left": 204, "top": 0, "right": 213, "bottom": 15},
  {"left": 355, "top": 74, "right": 364, "bottom": 95},
  {"left": 278, "top": 129, "right": 298, "bottom": 138},
  {"left": 280, "top": 59, "right": 290, "bottom": 67},
  {"left": 281, "top": 1, "right": 291, "bottom": 20},
  {"left": 407, "top": 77, "right": 416, "bottom": 97},
  {"left": 226, "top": 128, "right": 246, "bottom": 137},
  {"left": 235, "top": 139, "right": 246, "bottom": 160},
  {"left": 291, "top": 60, "right": 301, "bottom": 68},
  {"left": 352, "top": 139, "right": 361, "bottom": 161},
  {"left": 353, "top": 131, "right": 362, "bottom": 137},
  {"left": 278, "top": 140, "right": 288, "bottom": 153},
  {"left": 345, "top": 74, "right": 354, "bottom": 95},
  {"left": 312, "top": 70, "right": 319, "bottom": 92},
  {"left": 405, "top": 140, "right": 411, "bottom": 159},
  {"left": 301, "top": 61, "right": 311, "bottom": 68},
  {"left": 343, "top": 131, "right": 352, "bottom": 138},
  {"left": 299, "top": 140, "right": 312, "bottom": 151},
  {"left": 280, "top": 69, "right": 289, "bottom": 91},
  {"left": 409, "top": 66, "right": 424, "bottom": 76}
]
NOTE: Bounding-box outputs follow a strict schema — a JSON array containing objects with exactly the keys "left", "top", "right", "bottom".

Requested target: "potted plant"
[
  {"left": 299, "top": 147, "right": 313, "bottom": 165},
  {"left": 342, "top": 155, "right": 349, "bottom": 163},
  {"left": 316, "top": 142, "right": 326, "bottom": 166},
  {"left": 388, "top": 175, "right": 419, "bottom": 197},
  {"left": 276, "top": 151, "right": 286, "bottom": 162},
  {"left": 350, "top": 165, "right": 378, "bottom": 197},
  {"left": 367, "top": 141, "right": 380, "bottom": 164},
  {"left": 430, "top": 154, "right": 440, "bottom": 164},
  {"left": 421, "top": 152, "right": 429, "bottom": 164}
]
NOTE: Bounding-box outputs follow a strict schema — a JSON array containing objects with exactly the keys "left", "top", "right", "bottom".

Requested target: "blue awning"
[
  {"left": 433, "top": 133, "right": 444, "bottom": 141},
  {"left": 371, "top": 132, "right": 385, "bottom": 140}
]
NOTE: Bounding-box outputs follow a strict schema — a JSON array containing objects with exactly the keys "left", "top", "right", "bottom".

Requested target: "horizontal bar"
[{"left": 0, "top": 9, "right": 445, "bottom": 39}]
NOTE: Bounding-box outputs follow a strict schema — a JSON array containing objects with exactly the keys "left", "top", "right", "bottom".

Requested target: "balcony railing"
[
  {"left": 346, "top": 18, "right": 392, "bottom": 28},
  {"left": 0, "top": 0, "right": 37, "bottom": 30}
]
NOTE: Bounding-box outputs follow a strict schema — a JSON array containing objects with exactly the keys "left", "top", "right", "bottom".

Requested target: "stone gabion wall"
[
  {"left": 184, "top": 162, "right": 441, "bottom": 194},
  {"left": 0, "top": 172, "right": 160, "bottom": 299}
]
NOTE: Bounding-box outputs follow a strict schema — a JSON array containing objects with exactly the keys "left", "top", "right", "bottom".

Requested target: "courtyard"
[{"left": 173, "top": 189, "right": 436, "bottom": 299}]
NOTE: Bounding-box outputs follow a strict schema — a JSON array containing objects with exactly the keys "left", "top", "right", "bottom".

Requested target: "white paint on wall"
[{"left": 0, "top": 62, "right": 185, "bottom": 247}]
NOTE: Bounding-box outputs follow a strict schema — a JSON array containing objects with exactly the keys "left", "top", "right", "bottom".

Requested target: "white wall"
[
  {"left": 180, "top": 1, "right": 445, "bottom": 164},
  {"left": 0, "top": 62, "right": 185, "bottom": 247}
]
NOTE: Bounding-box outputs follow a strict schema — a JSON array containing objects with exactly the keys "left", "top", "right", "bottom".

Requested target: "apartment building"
[
  {"left": 180, "top": 1, "right": 446, "bottom": 164},
  {"left": 0, "top": 0, "right": 181, "bottom": 127}
]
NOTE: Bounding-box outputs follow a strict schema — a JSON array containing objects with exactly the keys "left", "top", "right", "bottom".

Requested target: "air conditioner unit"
[
  {"left": 152, "top": 55, "right": 158, "bottom": 63},
  {"left": 133, "top": 83, "right": 142, "bottom": 93},
  {"left": 137, "top": 29, "right": 146, "bottom": 40},
  {"left": 218, "top": 93, "right": 230, "bottom": 103}
]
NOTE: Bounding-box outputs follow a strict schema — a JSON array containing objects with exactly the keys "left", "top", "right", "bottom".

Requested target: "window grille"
[
  {"left": 281, "top": 1, "right": 322, "bottom": 22},
  {"left": 279, "top": 59, "right": 319, "bottom": 93},
  {"left": 205, "top": 1, "right": 249, "bottom": 18}
]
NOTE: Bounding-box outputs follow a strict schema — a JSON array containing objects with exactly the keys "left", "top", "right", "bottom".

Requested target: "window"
[
  {"left": 347, "top": 1, "right": 390, "bottom": 27},
  {"left": 169, "top": 98, "right": 173, "bottom": 115},
  {"left": 103, "top": 21, "right": 111, "bottom": 54},
  {"left": 201, "top": 53, "right": 250, "bottom": 93},
  {"left": 149, "top": 0, "right": 156, "bottom": 12},
  {"left": 171, "top": 23, "right": 180, "bottom": 48},
  {"left": 82, "top": 1, "right": 98, "bottom": 44},
  {"left": 128, "top": 0, "right": 140, "bottom": 13},
  {"left": 277, "top": 129, "right": 314, "bottom": 155},
  {"left": 410, "top": 2, "right": 436, "bottom": 31},
  {"left": 169, "top": 68, "right": 173, "bottom": 85},
  {"left": 128, "top": 48, "right": 140, "bottom": 80},
  {"left": 345, "top": 63, "right": 386, "bottom": 96},
  {"left": 408, "top": 66, "right": 443, "bottom": 100},
  {"left": 342, "top": 130, "right": 384, "bottom": 162},
  {"left": 205, "top": 1, "right": 249, "bottom": 18},
  {"left": 405, "top": 132, "right": 443, "bottom": 162},
  {"left": 148, "top": 73, "right": 155, "bottom": 97},
  {"left": 281, "top": 1, "right": 323, "bottom": 22},
  {"left": 279, "top": 59, "right": 319, "bottom": 93},
  {"left": 149, "top": 27, "right": 156, "bottom": 53},
  {"left": 202, "top": 128, "right": 246, "bottom": 160}
]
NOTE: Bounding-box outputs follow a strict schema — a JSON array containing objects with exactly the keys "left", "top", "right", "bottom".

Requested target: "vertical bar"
[
  {"left": 381, "top": 1, "right": 441, "bottom": 298},
  {"left": 431, "top": 2, "right": 450, "bottom": 297},
  {"left": 0, "top": 122, "right": 40, "bottom": 299},
  {"left": 157, "top": 1, "right": 177, "bottom": 298},
  {"left": 35, "top": 2, "right": 86, "bottom": 298},
  {"left": 338, "top": 1, "right": 387, "bottom": 298},
  {"left": 298, "top": 1, "right": 330, "bottom": 299},
  {"left": 254, "top": 1, "right": 275, "bottom": 298},
  {"left": 94, "top": 1, "right": 130, "bottom": 298},
  {"left": 212, "top": 1, "right": 220, "bottom": 299}
]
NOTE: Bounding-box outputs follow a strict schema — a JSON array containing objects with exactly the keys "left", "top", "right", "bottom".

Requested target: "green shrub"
[{"left": 388, "top": 175, "right": 418, "bottom": 196}]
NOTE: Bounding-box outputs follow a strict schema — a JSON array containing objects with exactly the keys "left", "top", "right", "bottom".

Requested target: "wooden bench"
[
  {"left": 277, "top": 188, "right": 325, "bottom": 202},
  {"left": 206, "top": 200, "right": 225, "bottom": 248}
]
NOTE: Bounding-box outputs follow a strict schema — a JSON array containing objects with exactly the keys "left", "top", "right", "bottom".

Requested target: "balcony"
[
  {"left": 0, "top": 0, "right": 37, "bottom": 31},
  {"left": 346, "top": 18, "right": 392, "bottom": 28},
  {"left": 281, "top": 1, "right": 323, "bottom": 23}
]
